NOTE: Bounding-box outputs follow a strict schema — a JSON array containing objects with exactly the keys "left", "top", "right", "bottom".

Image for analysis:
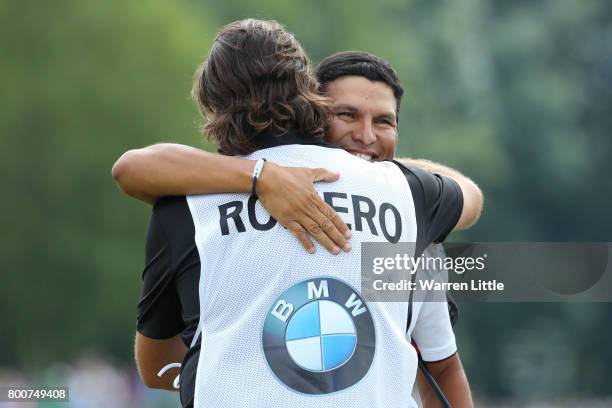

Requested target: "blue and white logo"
[{"left": 262, "top": 278, "right": 376, "bottom": 394}]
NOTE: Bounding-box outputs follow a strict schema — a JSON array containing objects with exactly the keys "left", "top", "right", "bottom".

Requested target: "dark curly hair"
[{"left": 192, "top": 19, "right": 330, "bottom": 155}]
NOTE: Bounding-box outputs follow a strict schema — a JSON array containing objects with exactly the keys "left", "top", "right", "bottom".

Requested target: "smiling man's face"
[{"left": 324, "top": 75, "right": 398, "bottom": 161}]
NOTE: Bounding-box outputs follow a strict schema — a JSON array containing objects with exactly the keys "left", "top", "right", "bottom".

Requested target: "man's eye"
[
  {"left": 336, "top": 112, "right": 354, "bottom": 119},
  {"left": 376, "top": 119, "right": 394, "bottom": 127}
]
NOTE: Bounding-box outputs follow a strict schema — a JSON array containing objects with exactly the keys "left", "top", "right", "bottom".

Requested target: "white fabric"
[
  {"left": 186, "top": 144, "right": 449, "bottom": 408},
  {"left": 409, "top": 244, "right": 457, "bottom": 362}
]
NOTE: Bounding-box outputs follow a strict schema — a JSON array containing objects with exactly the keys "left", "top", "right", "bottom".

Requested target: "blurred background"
[{"left": 1, "top": 0, "right": 611, "bottom": 406}]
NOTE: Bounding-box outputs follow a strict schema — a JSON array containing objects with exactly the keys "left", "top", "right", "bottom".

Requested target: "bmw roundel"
[{"left": 262, "top": 277, "right": 376, "bottom": 394}]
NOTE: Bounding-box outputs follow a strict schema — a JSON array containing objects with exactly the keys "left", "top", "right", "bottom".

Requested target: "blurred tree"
[{"left": 0, "top": 0, "right": 216, "bottom": 368}]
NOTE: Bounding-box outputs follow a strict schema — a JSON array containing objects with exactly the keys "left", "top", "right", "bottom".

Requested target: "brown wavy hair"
[{"left": 192, "top": 19, "right": 330, "bottom": 155}]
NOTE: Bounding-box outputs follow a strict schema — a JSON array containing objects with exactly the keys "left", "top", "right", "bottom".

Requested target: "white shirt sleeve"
[
  {"left": 411, "top": 298, "right": 456, "bottom": 361},
  {"left": 410, "top": 244, "right": 457, "bottom": 362}
]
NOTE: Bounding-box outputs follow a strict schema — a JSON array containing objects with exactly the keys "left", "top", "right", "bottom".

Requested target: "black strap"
[{"left": 418, "top": 354, "right": 453, "bottom": 408}]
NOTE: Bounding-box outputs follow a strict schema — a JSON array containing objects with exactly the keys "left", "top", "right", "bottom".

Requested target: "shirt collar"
[{"left": 252, "top": 129, "right": 340, "bottom": 151}]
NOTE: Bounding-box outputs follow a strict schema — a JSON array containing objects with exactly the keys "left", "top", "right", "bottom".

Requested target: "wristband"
[{"left": 251, "top": 158, "right": 267, "bottom": 196}]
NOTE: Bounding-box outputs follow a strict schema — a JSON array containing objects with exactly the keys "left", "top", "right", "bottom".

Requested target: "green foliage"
[
  {"left": 1, "top": 0, "right": 610, "bottom": 400},
  {"left": 0, "top": 0, "right": 214, "bottom": 367}
]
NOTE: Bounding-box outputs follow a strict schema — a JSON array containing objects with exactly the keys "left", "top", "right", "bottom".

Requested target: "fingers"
[
  {"left": 288, "top": 205, "right": 352, "bottom": 255},
  {"left": 303, "top": 216, "right": 342, "bottom": 255},
  {"left": 313, "top": 207, "right": 351, "bottom": 253},
  {"left": 311, "top": 168, "right": 340, "bottom": 183},
  {"left": 303, "top": 172, "right": 352, "bottom": 254},
  {"left": 319, "top": 201, "right": 352, "bottom": 241},
  {"left": 261, "top": 165, "right": 351, "bottom": 255},
  {"left": 307, "top": 168, "right": 352, "bottom": 243},
  {"left": 302, "top": 198, "right": 352, "bottom": 254},
  {"left": 287, "top": 221, "right": 316, "bottom": 254}
]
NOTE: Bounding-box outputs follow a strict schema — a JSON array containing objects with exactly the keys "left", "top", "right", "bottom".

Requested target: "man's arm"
[
  {"left": 134, "top": 333, "right": 187, "bottom": 390},
  {"left": 112, "top": 143, "right": 351, "bottom": 254},
  {"left": 135, "top": 197, "right": 194, "bottom": 390},
  {"left": 112, "top": 144, "right": 257, "bottom": 204},
  {"left": 416, "top": 353, "right": 473, "bottom": 408},
  {"left": 396, "top": 158, "right": 483, "bottom": 230}
]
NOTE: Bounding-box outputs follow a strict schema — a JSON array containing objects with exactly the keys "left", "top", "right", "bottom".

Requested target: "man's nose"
[{"left": 352, "top": 119, "right": 376, "bottom": 145}]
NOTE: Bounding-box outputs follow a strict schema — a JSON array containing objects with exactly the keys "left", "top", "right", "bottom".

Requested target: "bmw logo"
[{"left": 262, "top": 278, "right": 376, "bottom": 394}]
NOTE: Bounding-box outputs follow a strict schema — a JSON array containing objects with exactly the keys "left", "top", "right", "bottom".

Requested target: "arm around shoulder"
[
  {"left": 114, "top": 144, "right": 352, "bottom": 253},
  {"left": 396, "top": 158, "right": 483, "bottom": 230},
  {"left": 111, "top": 143, "right": 254, "bottom": 204},
  {"left": 452, "top": 175, "right": 483, "bottom": 230}
]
